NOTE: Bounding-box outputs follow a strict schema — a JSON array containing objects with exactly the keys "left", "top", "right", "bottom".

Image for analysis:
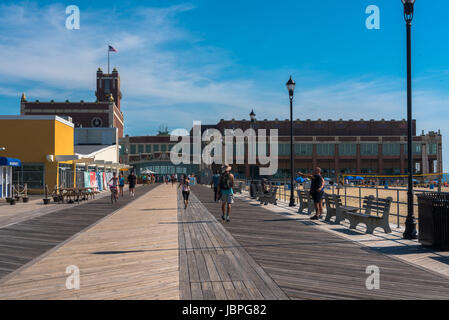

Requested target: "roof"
[
  {"left": 0, "top": 115, "right": 74, "bottom": 128},
  {"left": 74, "top": 145, "right": 116, "bottom": 157}
]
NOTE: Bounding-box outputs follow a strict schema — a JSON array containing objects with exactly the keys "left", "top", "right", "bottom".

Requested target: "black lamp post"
[
  {"left": 402, "top": 0, "right": 418, "bottom": 240},
  {"left": 286, "top": 76, "right": 296, "bottom": 207},
  {"left": 249, "top": 109, "right": 256, "bottom": 181}
]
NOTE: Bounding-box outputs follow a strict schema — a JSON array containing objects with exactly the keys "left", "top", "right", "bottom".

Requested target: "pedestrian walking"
[
  {"left": 297, "top": 167, "right": 325, "bottom": 220},
  {"left": 211, "top": 170, "right": 220, "bottom": 202},
  {"left": 128, "top": 170, "right": 137, "bottom": 197},
  {"left": 119, "top": 172, "right": 125, "bottom": 197},
  {"left": 217, "top": 165, "right": 234, "bottom": 222},
  {"left": 178, "top": 174, "right": 190, "bottom": 209}
]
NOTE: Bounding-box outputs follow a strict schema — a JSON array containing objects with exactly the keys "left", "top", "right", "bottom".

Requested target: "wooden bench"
[
  {"left": 324, "top": 194, "right": 359, "bottom": 222},
  {"left": 259, "top": 186, "right": 278, "bottom": 205},
  {"left": 336, "top": 195, "right": 393, "bottom": 234},
  {"left": 297, "top": 190, "right": 314, "bottom": 215}
]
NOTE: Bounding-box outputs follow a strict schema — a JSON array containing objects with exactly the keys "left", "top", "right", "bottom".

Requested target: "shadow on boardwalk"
[
  {"left": 191, "top": 185, "right": 449, "bottom": 300},
  {"left": 0, "top": 184, "right": 158, "bottom": 283}
]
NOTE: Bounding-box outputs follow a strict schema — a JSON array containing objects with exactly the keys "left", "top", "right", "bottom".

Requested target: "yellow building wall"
[{"left": 0, "top": 119, "right": 74, "bottom": 193}]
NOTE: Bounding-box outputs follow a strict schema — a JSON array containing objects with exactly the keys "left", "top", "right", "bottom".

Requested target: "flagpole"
[{"left": 108, "top": 45, "right": 110, "bottom": 74}]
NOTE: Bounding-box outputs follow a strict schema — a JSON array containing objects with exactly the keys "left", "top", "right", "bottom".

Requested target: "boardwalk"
[
  {"left": 1, "top": 182, "right": 449, "bottom": 299},
  {"left": 0, "top": 185, "right": 156, "bottom": 282},
  {"left": 191, "top": 185, "right": 449, "bottom": 300},
  {"left": 0, "top": 184, "right": 178, "bottom": 299},
  {"left": 178, "top": 191, "right": 287, "bottom": 300}
]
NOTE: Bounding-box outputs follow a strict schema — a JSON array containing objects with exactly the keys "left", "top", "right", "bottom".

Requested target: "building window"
[
  {"left": 161, "top": 144, "right": 167, "bottom": 152},
  {"left": 91, "top": 117, "right": 103, "bottom": 127},
  {"left": 428, "top": 143, "right": 437, "bottom": 155},
  {"left": 12, "top": 164, "right": 45, "bottom": 189},
  {"left": 130, "top": 144, "right": 136, "bottom": 154},
  {"left": 339, "top": 143, "right": 356, "bottom": 156},
  {"left": 316, "top": 144, "right": 334, "bottom": 156},
  {"left": 104, "top": 79, "right": 110, "bottom": 93},
  {"left": 279, "top": 143, "right": 290, "bottom": 156},
  {"left": 145, "top": 144, "right": 151, "bottom": 153},
  {"left": 360, "top": 143, "right": 378, "bottom": 156},
  {"left": 404, "top": 143, "right": 421, "bottom": 155},
  {"left": 382, "top": 143, "right": 400, "bottom": 156},
  {"left": 119, "top": 144, "right": 127, "bottom": 155},
  {"left": 153, "top": 144, "right": 160, "bottom": 152},
  {"left": 138, "top": 144, "right": 144, "bottom": 154},
  {"left": 295, "top": 143, "right": 313, "bottom": 156}
]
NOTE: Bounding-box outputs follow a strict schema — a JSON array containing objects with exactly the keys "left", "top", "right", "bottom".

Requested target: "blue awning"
[{"left": 0, "top": 157, "right": 21, "bottom": 167}]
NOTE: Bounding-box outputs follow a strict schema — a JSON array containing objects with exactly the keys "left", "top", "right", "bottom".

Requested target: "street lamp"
[
  {"left": 250, "top": 109, "right": 256, "bottom": 123},
  {"left": 286, "top": 76, "right": 296, "bottom": 207},
  {"left": 0, "top": 147, "right": 6, "bottom": 151},
  {"left": 249, "top": 110, "right": 256, "bottom": 181},
  {"left": 402, "top": 0, "right": 418, "bottom": 240}
]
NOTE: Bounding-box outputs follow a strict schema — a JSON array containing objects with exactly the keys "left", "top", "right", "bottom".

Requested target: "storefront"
[{"left": 0, "top": 157, "right": 21, "bottom": 199}]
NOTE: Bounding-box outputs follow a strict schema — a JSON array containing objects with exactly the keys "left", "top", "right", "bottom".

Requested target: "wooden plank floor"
[
  {"left": 0, "top": 184, "right": 158, "bottom": 282},
  {"left": 192, "top": 185, "right": 449, "bottom": 300},
  {"left": 0, "top": 184, "right": 179, "bottom": 299},
  {"left": 0, "top": 190, "right": 113, "bottom": 229},
  {"left": 178, "top": 190, "right": 288, "bottom": 300}
]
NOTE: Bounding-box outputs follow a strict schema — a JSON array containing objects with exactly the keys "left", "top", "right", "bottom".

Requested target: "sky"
[{"left": 0, "top": 0, "right": 448, "bottom": 170}]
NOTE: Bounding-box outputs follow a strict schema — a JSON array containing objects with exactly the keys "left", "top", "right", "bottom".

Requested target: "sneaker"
[
  {"left": 221, "top": 215, "right": 225, "bottom": 221},
  {"left": 226, "top": 215, "right": 230, "bottom": 222},
  {"left": 310, "top": 215, "right": 318, "bottom": 220}
]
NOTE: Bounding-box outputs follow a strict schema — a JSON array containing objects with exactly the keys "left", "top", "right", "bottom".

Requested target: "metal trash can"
[{"left": 417, "top": 193, "right": 449, "bottom": 250}]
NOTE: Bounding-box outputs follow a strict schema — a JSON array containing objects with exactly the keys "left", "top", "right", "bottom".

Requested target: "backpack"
[{"left": 220, "top": 173, "right": 232, "bottom": 190}]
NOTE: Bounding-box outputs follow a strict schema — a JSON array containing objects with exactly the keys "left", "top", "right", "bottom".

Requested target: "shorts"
[
  {"left": 129, "top": 184, "right": 135, "bottom": 189},
  {"left": 220, "top": 193, "right": 234, "bottom": 204},
  {"left": 310, "top": 190, "right": 324, "bottom": 203},
  {"left": 182, "top": 191, "right": 190, "bottom": 201}
]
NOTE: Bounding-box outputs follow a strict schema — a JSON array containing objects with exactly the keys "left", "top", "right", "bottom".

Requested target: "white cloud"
[{"left": 0, "top": 2, "right": 447, "bottom": 170}]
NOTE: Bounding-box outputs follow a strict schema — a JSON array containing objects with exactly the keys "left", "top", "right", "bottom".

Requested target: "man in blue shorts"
[{"left": 217, "top": 165, "right": 234, "bottom": 222}]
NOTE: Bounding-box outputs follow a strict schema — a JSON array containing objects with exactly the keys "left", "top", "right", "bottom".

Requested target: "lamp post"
[
  {"left": 286, "top": 76, "right": 296, "bottom": 207},
  {"left": 249, "top": 109, "right": 256, "bottom": 181},
  {"left": 402, "top": 0, "right": 418, "bottom": 240}
]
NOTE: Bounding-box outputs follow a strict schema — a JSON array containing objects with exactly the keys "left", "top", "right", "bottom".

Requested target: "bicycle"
[{"left": 110, "top": 185, "right": 118, "bottom": 204}]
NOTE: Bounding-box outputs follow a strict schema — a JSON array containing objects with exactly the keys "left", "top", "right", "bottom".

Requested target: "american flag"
[{"left": 108, "top": 45, "right": 117, "bottom": 52}]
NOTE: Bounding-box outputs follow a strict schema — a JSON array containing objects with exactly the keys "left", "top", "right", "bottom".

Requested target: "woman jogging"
[
  {"left": 297, "top": 167, "right": 325, "bottom": 220},
  {"left": 178, "top": 174, "right": 191, "bottom": 209}
]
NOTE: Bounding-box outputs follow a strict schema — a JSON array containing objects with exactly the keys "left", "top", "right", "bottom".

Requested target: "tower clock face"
[{"left": 91, "top": 117, "right": 103, "bottom": 127}]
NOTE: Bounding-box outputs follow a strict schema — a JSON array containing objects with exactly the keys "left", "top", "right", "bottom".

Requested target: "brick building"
[
  {"left": 20, "top": 68, "right": 124, "bottom": 138},
  {"left": 202, "top": 117, "right": 443, "bottom": 179},
  {"left": 119, "top": 135, "right": 199, "bottom": 175}
]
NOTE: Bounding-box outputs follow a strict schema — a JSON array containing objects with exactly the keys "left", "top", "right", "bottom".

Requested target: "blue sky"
[{"left": 0, "top": 0, "right": 448, "bottom": 169}]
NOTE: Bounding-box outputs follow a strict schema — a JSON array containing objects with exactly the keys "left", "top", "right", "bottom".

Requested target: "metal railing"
[{"left": 236, "top": 179, "right": 449, "bottom": 229}]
